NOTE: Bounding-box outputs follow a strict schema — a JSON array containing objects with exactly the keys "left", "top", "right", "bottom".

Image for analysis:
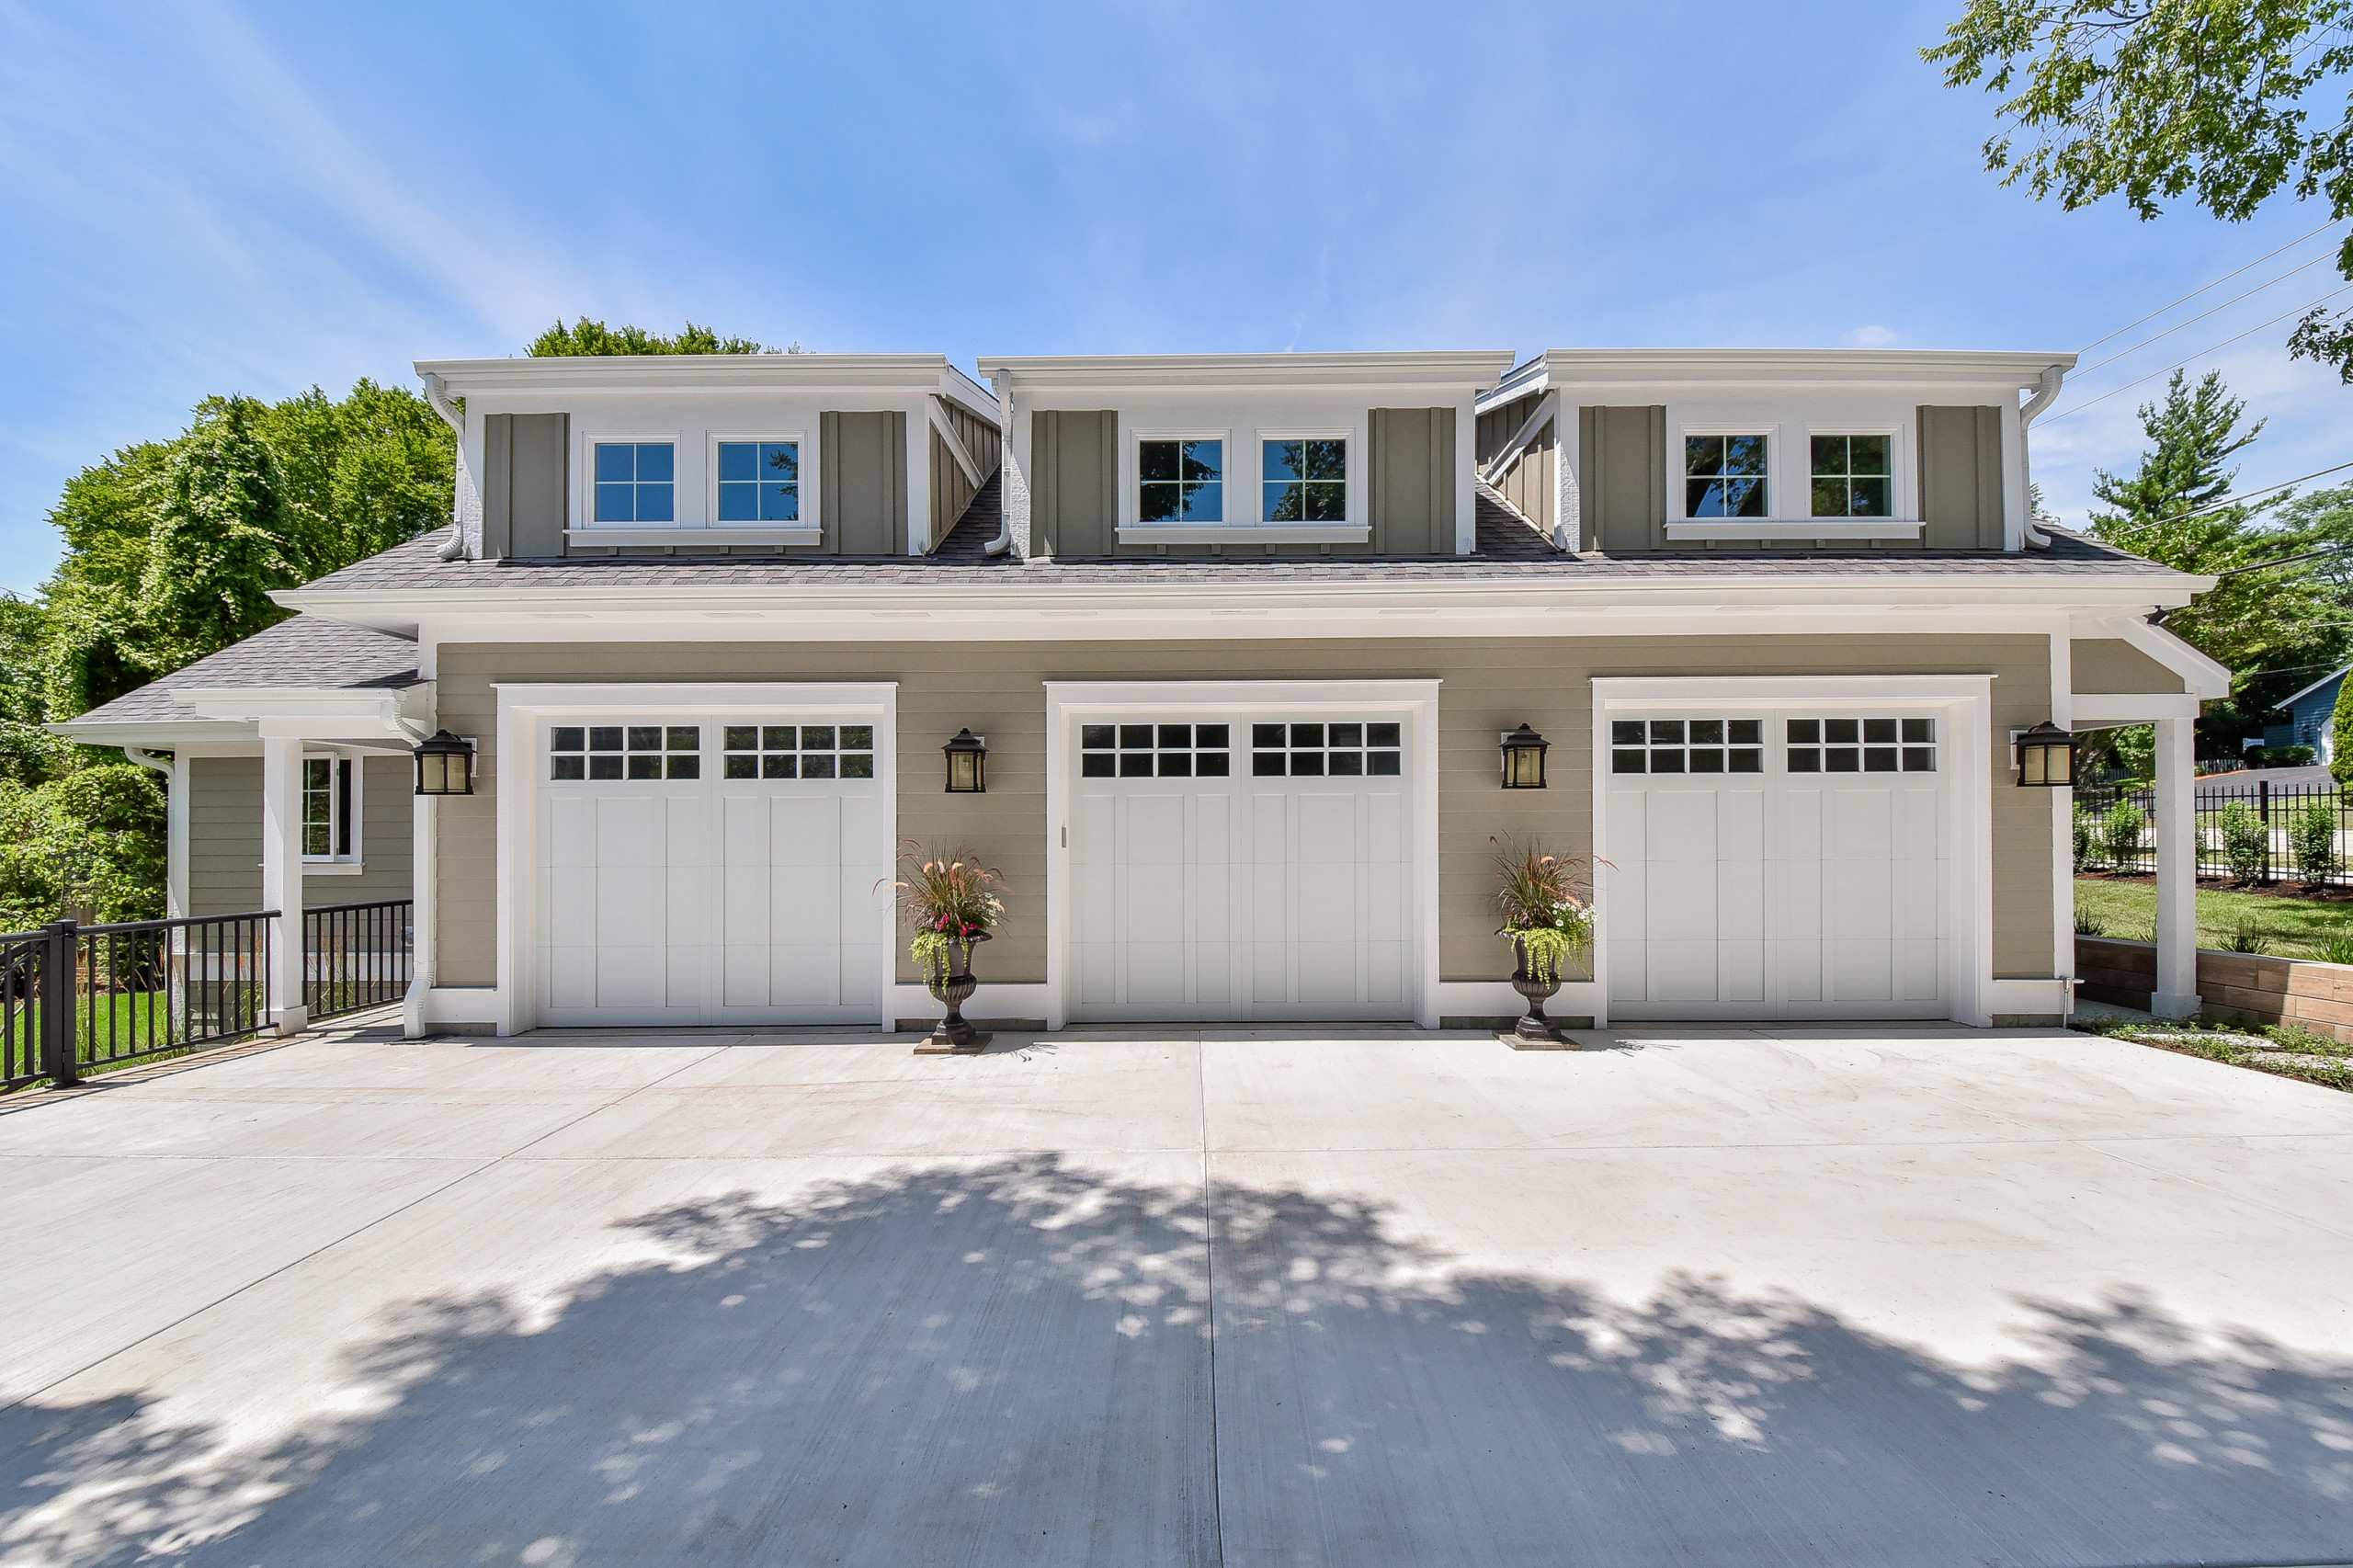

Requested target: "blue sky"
[{"left": 2, "top": 0, "right": 2346, "bottom": 594}]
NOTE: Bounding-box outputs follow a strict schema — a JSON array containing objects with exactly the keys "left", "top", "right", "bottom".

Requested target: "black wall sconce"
[
  {"left": 412, "top": 731, "right": 475, "bottom": 796},
  {"left": 944, "top": 729, "right": 987, "bottom": 793},
  {"left": 2015, "top": 721, "right": 2076, "bottom": 788},
  {"left": 1500, "top": 723, "right": 1550, "bottom": 789}
]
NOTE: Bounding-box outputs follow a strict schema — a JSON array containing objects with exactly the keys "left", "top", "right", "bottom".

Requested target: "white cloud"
[{"left": 1844, "top": 325, "right": 1898, "bottom": 347}]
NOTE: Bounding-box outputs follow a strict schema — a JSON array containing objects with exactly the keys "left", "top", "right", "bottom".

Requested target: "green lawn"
[
  {"left": 3, "top": 992, "right": 219, "bottom": 1085},
  {"left": 2075, "top": 876, "right": 2353, "bottom": 958}
]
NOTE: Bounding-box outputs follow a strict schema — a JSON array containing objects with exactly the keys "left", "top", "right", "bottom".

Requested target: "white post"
[
  {"left": 1455, "top": 401, "right": 1477, "bottom": 555},
  {"left": 404, "top": 790, "right": 436, "bottom": 1040},
  {"left": 260, "top": 734, "right": 309, "bottom": 1035},
  {"left": 2153, "top": 716, "right": 2200, "bottom": 1018}
]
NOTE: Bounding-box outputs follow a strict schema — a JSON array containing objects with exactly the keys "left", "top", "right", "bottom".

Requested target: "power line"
[
  {"left": 2040, "top": 283, "right": 2353, "bottom": 424},
  {"left": 2075, "top": 219, "right": 2345, "bottom": 355},
  {"left": 2072, "top": 251, "right": 2333, "bottom": 378}
]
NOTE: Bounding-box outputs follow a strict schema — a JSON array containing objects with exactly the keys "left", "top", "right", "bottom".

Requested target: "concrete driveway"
[{"left": 2, "top": 1022, "right": 2349, "bottom": 1567}]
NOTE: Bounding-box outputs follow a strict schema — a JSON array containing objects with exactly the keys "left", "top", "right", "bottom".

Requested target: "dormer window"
[
  {"left": 1140, "top": 439, "right": 1223, "bottom": 522},
  {"left": 593, "top": 442, "right": 675, "bottom": 523},
  {"left": 1684, "top": 435, "right": 1768, "bottom": 517},
  {"left": 1811, "top": 435, "right": 1893, "bottom": 517},
  {"left": 1262, "top": 438, "right": 1346, "bottom": 522},
  {"left": 717, "top": 441, "right": 801, "bottom": 522}
]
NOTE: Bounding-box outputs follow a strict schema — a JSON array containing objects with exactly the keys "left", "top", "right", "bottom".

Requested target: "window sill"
[
  {"left": 1114, "top": 524, "right": 1370, "bottom": 546},
  {"left": 1663, "top": 519, "right": 1925, "bottom": 541},
  {"left": 565, "top": 527, "right": 822, "bottom": 547},
  {"left": 302, "top": 860, "right": 365, "bottom": 876}
]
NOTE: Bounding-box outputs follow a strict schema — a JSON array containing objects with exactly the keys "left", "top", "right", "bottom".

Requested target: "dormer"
[
  {"left": 1474, "top": 349, "right": 2075, "bottom": 553},
  {"left": 415, "top": 354, "right": 1000, "bottom": 559}
]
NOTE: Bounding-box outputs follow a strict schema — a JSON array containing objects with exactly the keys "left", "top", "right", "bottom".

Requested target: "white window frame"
[
  {"left": 704, "top": 430, "right": 821, "bottom": 545},
  {"left": 301, "top": 748, "right": 364, "bottom": 874},
  {"left": 574, "top": 432, "right": 685, "bottom": 541},
  {"left": 1665, "top": 415, "right": 1924, "bottom": 542},
  {"left": 1118, "top": 425, "right": 1371, "bottom": 546}
]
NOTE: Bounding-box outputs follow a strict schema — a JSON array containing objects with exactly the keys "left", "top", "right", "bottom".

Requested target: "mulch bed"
[{"left": 2077, "top": 870, "right": 2353, "bottom": 903}]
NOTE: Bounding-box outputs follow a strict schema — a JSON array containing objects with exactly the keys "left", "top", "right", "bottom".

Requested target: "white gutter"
[
  {"left": 985, "top": 372, "right": 1016, "bottom": 556},
  {"left": 420, "top": 373, "right": 472, "bottom": 562},
  {"left": 121, "top": 744, "right": 174, "bottom": 778},
  {"left": 2018, "top": 364, "right": 2066, "bottom": 551}
]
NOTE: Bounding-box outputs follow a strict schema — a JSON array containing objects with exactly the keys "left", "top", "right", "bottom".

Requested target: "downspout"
[
  {"left": 2018, "top": 363, "right": 2065, "bottom": 551},
  {"left": 985, "top": 372, "right": 1016, "bottom": 555},
  {"left": 421, "top": 373, "right": 472, "bottom": 562},
  {"left": 390, "top": 716, "right": 437, "bottom": 1040}
]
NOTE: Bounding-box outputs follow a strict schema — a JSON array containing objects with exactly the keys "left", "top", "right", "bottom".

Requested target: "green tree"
[
  {"left": 255, "top": 379, "right": 460, "bottom": 569},
  {"left": 0, "top": 763, "right": 166, "bottom": 927},
  {"left": 131, "top": 396, "right": 305, "bottom": 676},
  {"left": 2332, "top": 672, "right": 2353, "bottom": 783},
  {"left": 1926, "top": 0, "right": 2353, "bottom": 380},
  {"left": 2089, "top": 369, "right": 2347, "bottom": 682},
  {"left": 528, "top": 318, "right": 782, "bottom": 357}
]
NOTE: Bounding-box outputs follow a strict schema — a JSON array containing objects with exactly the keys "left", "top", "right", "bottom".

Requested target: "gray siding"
[
  {"left": 1368, "top": 408, "right": 1457, "bottom": 556},
  {"left": 2073, "top": 638, "right": 2186, "bottom": 695},
  {"left": 187, "top": 754, "right": 413, "bottom": 917},
  {"left": 1579, "top": 405, "right": 1666, "bottom": 551},
  {"left": 481, "top": 413, "right": 568, "bottom": 560},
  {"left": 928, "top": 399, "right": 1002, "bottom": 551},
  {"left": 820, "top": 411, "right": 908, "bottom": 556},
  {"left": 1918, "top": 405, "right": 2006, "bottom": 551},
  {"left": 1033, "top": 410, "right": 1118, "bottom": 559},
  {"left": 430, "top": 633, "right": 2056, "bottom": 993},
  {"left": 1474, "top": 392, "right": 1553, "bottom": 536}
]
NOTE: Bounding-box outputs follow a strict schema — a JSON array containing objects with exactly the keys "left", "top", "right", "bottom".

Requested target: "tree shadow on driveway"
[{"left": 2, "top": 1156, "right": 2348, "bottom": 1566}]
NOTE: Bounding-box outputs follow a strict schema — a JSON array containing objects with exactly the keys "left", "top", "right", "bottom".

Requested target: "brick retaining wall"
[{"left": 2076, "top": 935, "right": 2353, "bottom": 1041}]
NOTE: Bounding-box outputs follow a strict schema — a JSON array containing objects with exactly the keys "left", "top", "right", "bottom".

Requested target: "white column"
[
  {"left": 260, "top": 734, "right": 309, "bottom": 1034},
  {"left": 163, "top": 754, "right": 190, "bottom": 921},
  {"left": 906, "top": 394, "right": 932, "bottom": 555},
  {"left": 1454, "top": 400, "right": 1477, "bottom": 555},
  {"left": 2153, "top": 715, "right": 2200, "bottom": 1018},
  {"left": 404, "top": 790, "right": 436, "bottom": 1040}
]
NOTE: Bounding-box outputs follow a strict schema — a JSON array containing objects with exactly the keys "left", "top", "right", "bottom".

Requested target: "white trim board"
[
  {"left": 492, "top": 681, "right": 899, "bottom": 1037},
  {"left": 1042, "top": 679, "right": 1443, "bottom": 1031},
  {"left": 1589, "top": 674, "right": 1997, "bottom": 1028}
]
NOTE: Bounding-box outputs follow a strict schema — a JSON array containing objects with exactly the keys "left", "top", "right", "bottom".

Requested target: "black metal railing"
[
  {"left": 2077, "top": 778, "right": 2352, "bottom": 886},
  {"left": 304, "top": 900, "right": 412, "bottom": 1021},
  {"left": 2, "top": 910, "right": 276, "bottom": 1091}
]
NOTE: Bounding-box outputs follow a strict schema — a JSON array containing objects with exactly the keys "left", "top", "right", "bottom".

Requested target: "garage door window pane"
[
  {"left": 1620, "top": 717, "right": 1760, "bottom": 775},
  {"left": 1085, "top": 719, "right": 1230, "bottom": 778},
  {"left": 716, "top": 721, "right": 874, "bottom": 781},
  {"left": 1253, "top": 717, "right": 1404, "bottom": 777},
  {"left": 1787, "top": 715, "right": 1935, "bottom": 774}
]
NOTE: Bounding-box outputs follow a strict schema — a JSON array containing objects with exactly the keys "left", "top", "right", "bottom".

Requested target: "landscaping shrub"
[
  {"left": 2073, "top": 801, "right": 2099, "bottom": 871},
  {"left": 2074, "top": 910, "right": 2104, "bottom": 936},
  {"left": 2223, "top": 916, "right": 2270, "bottom": 953},
  {"left": 2310, "top": 933, "right": 2353, "bottom": 965},
  {"left": 2288, "top": 797, "right": 2341, "bottom": 886},
  {"left": 2215, "top": 800, "right": 2269, "bottom": 885},
  {"left": 2102, "top": 801, "right": 2146, "bottom": 871}
]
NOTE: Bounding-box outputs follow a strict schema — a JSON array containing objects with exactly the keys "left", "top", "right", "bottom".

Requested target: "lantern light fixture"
[
  {"left": 1499, "top": 723, "right": 1550, "bottom": 790},
  {"left": 412, "top": 730, "right": 475, "bottom": 797},
  {"left": 2015, "top": 721, "right": 2076, "bottom": 789},
  {"left": 943, "top": 729, "right": 987, "bottom": 793}
]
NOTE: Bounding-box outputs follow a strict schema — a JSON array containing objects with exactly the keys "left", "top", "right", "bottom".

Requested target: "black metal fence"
[
  {"left": 2, "top": 899, "right": 414, "bottom": 1091},
  {"left": 2, "top": 910, "right": 275, "bottom": 1091},
  {"left": 2077, "top": 778, "right": 2352, "bottom": 886},
  {"left": 304, "top": 900, "right": 413, "bottom": 1021}
]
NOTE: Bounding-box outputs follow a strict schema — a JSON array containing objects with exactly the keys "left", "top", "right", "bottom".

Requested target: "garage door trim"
[
  {"left": 1590, "top": 675, "right": 1993, "bottom": 1028},
  {"left": 1045, "top": 680, "right": 1441, "bottom": 1030},
  {"left": 494, "top": 681, "right": 898, "bottom": 1036}
]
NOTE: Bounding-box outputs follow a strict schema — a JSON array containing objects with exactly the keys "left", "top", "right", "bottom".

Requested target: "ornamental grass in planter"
[
  {"left": 887, "top": 842, "right": 1005, "bottom": 1053},
  {"left": 1492, "top": 835, "right": 1596, "bottom": 1045}
]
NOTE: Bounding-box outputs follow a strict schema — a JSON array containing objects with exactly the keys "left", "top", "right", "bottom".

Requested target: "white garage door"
[
  {"left": 539, "top": 720, "right": 888, "bottom": 1027},
  {"left": 1071, "top": 717, "right": 1413, "bottom": 1022},
  {"left": 1606, "top": 712, "right": 1949, "bottom": 1019}
]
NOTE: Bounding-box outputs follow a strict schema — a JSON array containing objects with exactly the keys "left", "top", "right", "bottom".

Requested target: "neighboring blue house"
[{"left": 2272, "top": 665, "right": 2347, "bottom": 762}]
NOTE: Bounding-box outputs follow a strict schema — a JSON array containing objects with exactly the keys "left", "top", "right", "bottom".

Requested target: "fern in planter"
[
  {"left": 1491, "top": 835, "right": 1596, "bottom": 985},
  {"left": 886, "top": 843, "right": 1006, "bottom": 989}
]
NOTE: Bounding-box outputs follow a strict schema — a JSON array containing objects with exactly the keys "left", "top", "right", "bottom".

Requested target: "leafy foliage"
[
  {"left": 2103, "top": 799, "right": 2148, "bottom": 868},
  {"left": 1490, "top": 835, "right": 1597, "bottom": 985},
  {"left": 1925, "top": 0, "right": 2353, "bottom": 379},
  {"left": 2288, "top": 795, "right": 2341, "bottom": 882},
  {"left": 2335, "top": 669, "right": 2353, "bottom": 785},
  {"left": 2214, "top": 799, "right": 2271, "bottom": 882},
  {"left": 887, "top": 843, "right": 1006, "bottom": 988},
  {"left": 2074, "top": 800, "right": 2101, "bottom": 869},
  {"left": 0, "top": 764, "right": 166, "bottom": 928},
  {"left": 529, "top": 318, "right": 782, "bottom": 357}
]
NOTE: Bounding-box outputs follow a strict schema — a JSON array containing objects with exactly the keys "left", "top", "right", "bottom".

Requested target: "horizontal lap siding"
[
  {"left": 2071, "top": 637, "right": 2186, "bottom": 696},
  {"left": 433, "top": 633, "right": 2052, "bottom": 993},
  {"left": 188, "top": 755, "right": 414, "bottom": 920}
]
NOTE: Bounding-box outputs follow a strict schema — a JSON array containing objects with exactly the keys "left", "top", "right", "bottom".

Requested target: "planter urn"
[
  {"left": 915, "top": 931, "right": 991, "bottom": 1054},
  {"left": 1508, "top": 935, "right": 1565, "bottom": 1045}
]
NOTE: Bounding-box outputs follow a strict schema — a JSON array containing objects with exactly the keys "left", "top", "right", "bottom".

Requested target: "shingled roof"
[{"left": 67, "top": 616, "right": 421, "bottom": 725}]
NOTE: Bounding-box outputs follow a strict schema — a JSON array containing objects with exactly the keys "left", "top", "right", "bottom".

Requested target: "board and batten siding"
[
  {"left": 187, "top": 755, "right": 415, "bottom": 917},
  {"left": 430, "top": 634, "right": 2055, "bottom": 994},
  {"left": 1474, "top": 392, "right": 1553, "bottom": 537},
  {"left": 1366, "top": 408, "right": 1458, "bottom": 556},
  {"left": 481, "top": 412, "right": 568, "bottom": 560},
  {"left": 1579, "top": 405, "right": 1667, "bottom": 551},
  {"left": 1032, "top": 409, "right": 1119, "bottom": 559},
  {"left": 818, "top": 410, "right": 908, "bottom": 556},
  {"left": 928, "top": 398, "right": 1001, "bottom": 551},
  {"left": 1917, "top": 405, "right": 2006, "bottom": 551}
]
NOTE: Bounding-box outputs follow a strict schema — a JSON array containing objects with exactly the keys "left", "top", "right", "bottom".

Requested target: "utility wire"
[
  {"left": 2151, "top": 460, "right": 2353, "bottom": 524},
  {"left": 2040, "top": 283, "right": 2353, "bottom": 423},
  {"left": 2072, "top": 251, "right": 2333, "bottom": 378},
  {"left": 2075, "top": 219, "right": 2345, "bottom": 354}
]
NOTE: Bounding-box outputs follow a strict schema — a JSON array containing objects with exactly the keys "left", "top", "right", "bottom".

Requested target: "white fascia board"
[
  {"left": 2279, "top": 664, "right": 2350, "bottom": 708},
  {"left": 938, "top": 363, "right": 996, "bottom": 420},
  {"left": 973, "top": 351, "right": 1518, "bottom": 392},
  {"left": 171, "top": 684, "right": 433, "bottom": 743},
  {"left": 1475, "top": 358, "right": 1549, "bottom": 414},
  {"left": 45, "top": 717, "right": 258, "bottom": 746},
  {"left": 2097, "top": 615, "right": 2233, "bottom": 700},
  {"left": 1539, "top": 347, "right": 2077, "bottom": 389},
  {"left": 415, "top": 354, "right": 956, "bottom": 395}
]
